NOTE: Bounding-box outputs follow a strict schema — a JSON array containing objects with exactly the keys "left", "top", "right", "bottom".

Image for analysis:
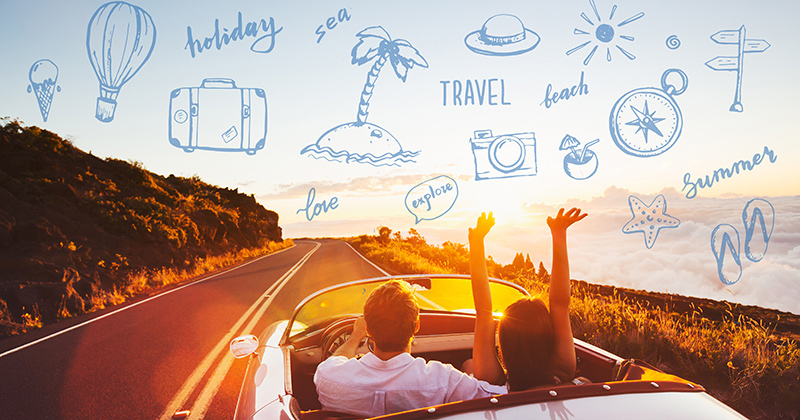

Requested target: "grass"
[
  {"left": 347, "top": 231, "right": 800, "bottom": 420},
  {"left": 88, "top": 239, "right": 294, "bottom": 310}
]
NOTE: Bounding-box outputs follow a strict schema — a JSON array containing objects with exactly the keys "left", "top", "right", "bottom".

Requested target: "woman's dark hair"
[{"left": 498, "top": 298, "right": 555, "bottom": 391}]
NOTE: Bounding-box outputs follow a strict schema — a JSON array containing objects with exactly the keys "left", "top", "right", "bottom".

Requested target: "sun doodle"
[{"left": 566, "top": 0, "right": 644, "bottom": 66}]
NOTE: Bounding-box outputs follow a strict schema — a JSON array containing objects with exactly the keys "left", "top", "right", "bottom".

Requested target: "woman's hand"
[
  {"left": 469, "top": 212, "right": 495, "bottom": 243},
  {"left": 547, "top": 208, "right": 587, "bottom": 232}
]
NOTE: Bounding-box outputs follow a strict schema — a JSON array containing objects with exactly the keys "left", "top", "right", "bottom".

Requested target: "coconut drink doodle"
[{"left": 560, "top": 134, "right": 599, "bottom": 180}]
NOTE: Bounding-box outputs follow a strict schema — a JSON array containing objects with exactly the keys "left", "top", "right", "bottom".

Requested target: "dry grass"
[{"left": 89, "top": 239, "right": 294, "bottom": 310}]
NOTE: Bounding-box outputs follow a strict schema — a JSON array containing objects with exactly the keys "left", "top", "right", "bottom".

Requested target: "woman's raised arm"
[
  {"left": 468, "top": 212, "right": 506, "bottom": 385},
  {"left": 546, "top": 207, "right": 587, "bottom": 383}
]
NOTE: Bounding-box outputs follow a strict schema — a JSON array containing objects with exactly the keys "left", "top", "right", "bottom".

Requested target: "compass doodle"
[
  {"left": 566, "top": 0, "right": 644, "bottom": 66},
  {"left": 609, "top": 69, "right": 687, "bottom": 158}
]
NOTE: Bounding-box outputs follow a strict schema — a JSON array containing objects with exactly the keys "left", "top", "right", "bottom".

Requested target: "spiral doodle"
[{"left": 666, "top": 35, "right": 681, "bottom": 50}]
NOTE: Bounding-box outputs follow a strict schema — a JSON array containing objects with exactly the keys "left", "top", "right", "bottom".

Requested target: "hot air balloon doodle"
[
  {"left": 27, "top": 59, "right": 61, "bottom": 122},
  {"left": 86, "top": 1, "right": 156, "bottom": 123}
]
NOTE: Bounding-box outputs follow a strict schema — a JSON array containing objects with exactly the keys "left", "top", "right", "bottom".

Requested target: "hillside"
[
  {"left": 348, "top": 228, "right": 800, "bottom": 420},
  {"left": 0, "top": 118, "right": 286, "bottom": 336}
]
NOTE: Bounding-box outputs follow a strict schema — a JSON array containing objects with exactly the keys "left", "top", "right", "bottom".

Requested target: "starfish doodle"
[
  {"left": 622, "top": 194, "right": 680, "bottom": 249},
  {"left": 625, "top": 100, "right": 664, "bottom": 142}
]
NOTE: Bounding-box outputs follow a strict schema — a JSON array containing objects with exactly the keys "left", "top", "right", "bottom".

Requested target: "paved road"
[{"left": 0, "top": 239, "right": 387, "bottom": 419}]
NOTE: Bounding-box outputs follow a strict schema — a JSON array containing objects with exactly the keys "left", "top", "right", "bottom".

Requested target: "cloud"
[
  {"left": 258, "top": 173, "right": 467, "bottom": 200},
  {"left": 507, "top": 187, "right": 800, "bottom": 315}
]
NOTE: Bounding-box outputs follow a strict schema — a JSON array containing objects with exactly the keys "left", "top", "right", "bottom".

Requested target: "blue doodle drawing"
[
  {"left": 622, "top": 194, "right": 680, "bottom": 249},
  {"left": 560, "top": 135, "right": 599, "bottom": 180},
  {"left": 464, "top": 14, "right": 540, "bottom": 56},
  {"left": 706, "top": 26, "right": 770, "bottom": 112},
  {"left": 301, "top": 26, "right": 426, "bottom": 167},
  {"left": 666, "top": 35, "right": 681, "bottom": 50},
  {"left": 471, "top": 130, "right": 537, "bottom": 181},
  {"left": 405, "top": 175, "right": 458, "bottom": 224},
  {"left": 610, "top": 69, "right": 687, "bottom": 158},
  {"left": 742, "top": 198, "right": 774, "bottom": 262},
  {"left": 711, "top": 224, "right": 742, "bottom": 285},
  {"left": 566, "top": 0, "right": 644, "bottom": 65},
  {"left": 27, "top": 59, "right": 60, "bottom": 122},
  {"left": 168, "top": 78, "right": 267, "bottom": 155},
  {"left": 87, "top": 1, "right": 156, "bottom": 123}
]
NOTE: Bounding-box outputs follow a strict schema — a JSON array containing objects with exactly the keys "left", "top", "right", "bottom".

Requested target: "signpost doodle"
[{"left": 705, "top": 25, "right": 770, "bottom": 112}]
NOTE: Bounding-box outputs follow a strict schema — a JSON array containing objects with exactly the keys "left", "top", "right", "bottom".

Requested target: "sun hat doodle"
[{"left": 464, "top": 14, "right": 540, "bottom": 56}]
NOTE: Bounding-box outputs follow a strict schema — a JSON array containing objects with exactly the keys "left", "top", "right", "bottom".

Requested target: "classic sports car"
[{"left": 229, "top": 275, "right": 748, "bottom": 419}]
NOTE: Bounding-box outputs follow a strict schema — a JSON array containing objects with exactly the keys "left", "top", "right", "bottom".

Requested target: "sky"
[{"left": 1, "top": 0, "right": 799, "bottom": 314}]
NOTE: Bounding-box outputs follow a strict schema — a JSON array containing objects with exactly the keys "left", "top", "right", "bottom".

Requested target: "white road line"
[
  {"left": 345, "top": 242, "right": 390, "bottom": 276},
  {"left": 158, "top": 241, "right": 320, "bottom": 420},
  {"left": 0, "top": 245, "right": 295, "bottom": 360}
]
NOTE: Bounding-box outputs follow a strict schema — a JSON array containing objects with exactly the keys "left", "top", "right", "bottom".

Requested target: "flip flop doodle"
[
  {"left": 710, "top": 224, "right": 742, "bottom": 285},
  {"left": 742, "top": 198, "right": 774, "bottom": 262},
  {"left": 709, "top": 198, "right": 774, "bottom": 286}
]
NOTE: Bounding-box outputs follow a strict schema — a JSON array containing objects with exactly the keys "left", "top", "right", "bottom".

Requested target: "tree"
[
  {"left": 377, "top": 226, "right": 392, "bottom": 244},
  {"left": 512, "top": 252, "right": 525, "bottom": 270},
  {"left": 525, "top": 253, "right": 534, "bottom": 270},
  {"left": 407, "top": 227, "right": 426, "bottom": 246},
  {"left": 351, "top": 26, "right": 428, "bottom": 124},
  {"left": 537, "top": 261, "right": 550, "bottom": 283}
]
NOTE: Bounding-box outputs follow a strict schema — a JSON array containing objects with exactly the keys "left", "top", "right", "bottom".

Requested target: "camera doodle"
[
  {"left": 168, "top": 78, "right": 267, "bottom": 155},
  {"left": 471, "top": 130, "right": 537, "bottom": 181},
  {"left": 86, "top": 1, "right": 156, "bottom": 123},
  {"left": 464, "top": 14, "right": 540, "bottom": 57},
  {"left": 559, "top": 135, "right": 599, "bottom": 180},
  {"left": 27, "top": 59, "right": 60, "bottom": 122},
  {"left": 622, "top": 194, "right": 680, "bottom": 249},
  {"left": 705, "top": 26, "right": 770, "bottom": 112},
  {"left": 566, "top": 0, "right": 644, "bottom": 66},
  {"left": 301, "top": 26, "right": 426, "bottom": 167}
]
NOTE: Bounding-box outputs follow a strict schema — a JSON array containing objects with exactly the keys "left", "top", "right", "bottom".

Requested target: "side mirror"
[{"left": 230, "top": 334, "right": 259, "bottom": 358}]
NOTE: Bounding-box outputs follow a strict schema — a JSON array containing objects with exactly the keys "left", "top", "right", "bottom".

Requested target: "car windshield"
[{"left": 286, "top": 275, "right": 529, "bottom": 340}]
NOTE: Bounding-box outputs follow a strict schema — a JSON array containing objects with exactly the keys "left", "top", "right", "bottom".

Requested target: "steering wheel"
[{"left": 320, "top": 316, "right": 366, "bottom": 360}]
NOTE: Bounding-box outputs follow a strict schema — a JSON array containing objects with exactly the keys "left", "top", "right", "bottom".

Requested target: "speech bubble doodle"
[{"left": 404, "top": 176, "right": 458, "bottom": 224}]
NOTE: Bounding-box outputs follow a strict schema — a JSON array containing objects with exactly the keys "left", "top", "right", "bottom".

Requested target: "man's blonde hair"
[{"left": 364, "top": 280, "right": 420, "bottom": 352}]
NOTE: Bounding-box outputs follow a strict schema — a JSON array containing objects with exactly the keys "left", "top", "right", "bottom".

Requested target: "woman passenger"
[{"left": 468, "top": 208, "right": 587, "bottom": 391}]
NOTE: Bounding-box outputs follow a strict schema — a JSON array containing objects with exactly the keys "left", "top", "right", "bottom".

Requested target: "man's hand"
[
  {"left": 331, "top": 316, "right": 368, "bottom": 359},
  {"left": 469, "top": 212, "right": 495, "bottom": 243},
  {"left": 351, "top": 316, "right": 368, "bottom": 342}
]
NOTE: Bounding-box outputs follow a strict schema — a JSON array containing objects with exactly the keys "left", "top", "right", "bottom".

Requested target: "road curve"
[{"left": 0, "top": 239, "right": 386, "bottom": 419}]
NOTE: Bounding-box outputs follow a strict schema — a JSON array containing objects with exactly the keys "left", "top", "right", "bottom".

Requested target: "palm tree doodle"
[{"left": 301, "top": 26, "right": 428, "bottom": 167}]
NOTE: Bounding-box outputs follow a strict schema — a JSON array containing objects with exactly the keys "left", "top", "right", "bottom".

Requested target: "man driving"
[{"left": 314, "top": 280, "right": 506, "bottom": 417}]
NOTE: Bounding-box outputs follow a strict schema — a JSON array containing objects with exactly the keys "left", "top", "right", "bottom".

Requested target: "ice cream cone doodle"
[{"left": 27, "top": 60, "right": 60, "bottom": 122}]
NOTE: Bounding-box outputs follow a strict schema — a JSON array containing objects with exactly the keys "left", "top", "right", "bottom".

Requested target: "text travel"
[{"left": 440, "top": 79, "right": 511, "bottom": 106}]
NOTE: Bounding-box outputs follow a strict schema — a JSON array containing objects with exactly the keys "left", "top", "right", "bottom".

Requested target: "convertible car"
[{"left": 229, "top": 275, "right": 748, "bottom": 419}]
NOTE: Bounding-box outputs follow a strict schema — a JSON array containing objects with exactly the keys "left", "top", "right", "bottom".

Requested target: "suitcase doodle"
[{"left": 169, "top": 78, "right": 267, "bottom": 155}]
